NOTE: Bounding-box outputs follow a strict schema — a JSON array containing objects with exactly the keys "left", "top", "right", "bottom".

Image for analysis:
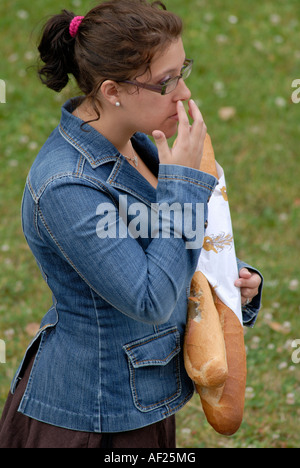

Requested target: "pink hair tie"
[{"left": 69, "top": 16, "right": 84, "bottom": 38}]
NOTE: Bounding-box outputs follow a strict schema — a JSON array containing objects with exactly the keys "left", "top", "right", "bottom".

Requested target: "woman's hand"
[
  {"left": 235, "top": 268, "right": 262, "bottom": 306},
  {"left": 152, "top": 99, "right": 206, "bottom": 170}
]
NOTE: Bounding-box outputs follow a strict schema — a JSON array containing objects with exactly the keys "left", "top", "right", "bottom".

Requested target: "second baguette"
[{"left": 197, "top": 292, "right": 247, "bottom": 436}]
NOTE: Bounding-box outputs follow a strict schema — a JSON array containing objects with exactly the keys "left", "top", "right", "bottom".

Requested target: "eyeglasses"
[{"left": 119, "top": 59, "right": 194, "bottom": 96}]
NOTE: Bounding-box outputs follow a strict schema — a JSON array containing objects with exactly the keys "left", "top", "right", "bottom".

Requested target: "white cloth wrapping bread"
[{"left": 196, "top": 162, "right": 243, "bottom": 326}]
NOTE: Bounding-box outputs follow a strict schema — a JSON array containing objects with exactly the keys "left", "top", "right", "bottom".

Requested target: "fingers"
[
  {"left": 241, "top": 286, "right": 259, "bottom": 299},
  {"left": 188, "top": 99, "right": 207, "bottom": 165},
  {"left": 235, "top": 270, "right": 261, "bottom": 289},
  {"left": 238, "top": 268, "right": 252, "bottom": 279},
  {"left": 175, "top": 99, "right": 206, "bottom": 168},
  {"left": 235, "top": 269, "right": 261, "bottom": 305},
  {"left": 188, "top": 99, "right": 204, "bottom": 131},
  {"left": 152, "top": 130, "right": 171, "bottom": 164},
  {"left": 153, "top": 99, "right": 207, "bottom": 169},
  {"left": 176, "top": 100, "right": 190, "bottom": 137}
]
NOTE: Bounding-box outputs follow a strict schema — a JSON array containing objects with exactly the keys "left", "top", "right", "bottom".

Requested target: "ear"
[{"left": 100, "top": 80, "right": 121, "bottom": 107}]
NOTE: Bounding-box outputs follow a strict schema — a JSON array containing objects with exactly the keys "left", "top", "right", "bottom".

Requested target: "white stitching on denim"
[
  {"left": 158, "top": 175, "right": 216, "bottom": 191},
  {"left": 59, "top": 125, "right": 118, "bottom": 167}
]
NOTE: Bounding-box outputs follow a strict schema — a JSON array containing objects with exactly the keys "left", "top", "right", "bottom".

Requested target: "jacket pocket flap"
[{"left": 123, "top": 327, "right": 180, "bottom": 368}]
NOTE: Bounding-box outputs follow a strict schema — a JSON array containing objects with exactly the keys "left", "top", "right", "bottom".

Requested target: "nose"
[{"left": 175, "top": 78, "right": 192, "bottom": 102}]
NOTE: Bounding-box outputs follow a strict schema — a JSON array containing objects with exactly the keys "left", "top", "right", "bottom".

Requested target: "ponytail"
[{"left": 38, "top": 10, "right": 79, "bottom": 92}]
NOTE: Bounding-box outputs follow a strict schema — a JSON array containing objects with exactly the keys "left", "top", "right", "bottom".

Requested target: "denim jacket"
[{"left": 11, "top": 99, "right": 262, "bottom": 433}]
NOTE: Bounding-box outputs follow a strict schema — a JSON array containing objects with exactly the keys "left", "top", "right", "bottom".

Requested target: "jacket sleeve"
[
  {"left": 237, "top": 258, "right": 264, "bottom": 327},
  {"left": 35, "top": 164, "right": 218, "bottom": 325}
]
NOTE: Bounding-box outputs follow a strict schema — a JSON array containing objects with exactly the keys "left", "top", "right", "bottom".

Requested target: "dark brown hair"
[{"left": 38, "top": 0, "right": 182, "bottom": 119}]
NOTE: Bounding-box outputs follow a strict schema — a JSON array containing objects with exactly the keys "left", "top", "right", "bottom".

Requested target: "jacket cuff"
[{"left": 158, "top": 164, "right": 218, "bottom": 202}]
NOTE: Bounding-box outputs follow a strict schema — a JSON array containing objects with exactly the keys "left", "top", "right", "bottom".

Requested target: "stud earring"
[{"left": 115, "top": 101, "right": 121, "bottom": 107}]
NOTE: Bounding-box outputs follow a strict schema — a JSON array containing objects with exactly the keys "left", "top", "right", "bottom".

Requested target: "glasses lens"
[
  {"left": 164, "top": 78, "right": 179, "bottom": 95},
  {"left": 182, "top": 61, "right": 193, "bottom": 80},
  {"left": 162, "top": 60, "right": 193, "bottom": 95}
]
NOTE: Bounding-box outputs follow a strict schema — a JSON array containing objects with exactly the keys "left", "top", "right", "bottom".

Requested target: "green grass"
[{"left": 1, "top": 0, "right": 300, "bottom": 448}]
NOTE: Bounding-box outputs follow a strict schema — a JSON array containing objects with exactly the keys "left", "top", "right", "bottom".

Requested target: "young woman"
[{"left": 0, "top": 0, "right": 262, "bottom": 448}]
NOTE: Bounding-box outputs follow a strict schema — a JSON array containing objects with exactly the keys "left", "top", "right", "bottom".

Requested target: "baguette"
[
  {"left": 199, "top": 133, "right": 219, "bottom": 178},
  {"left": 184, "top": 271, "right": 228, "bottom": 388},
  {"left": 184, "top": 134, "right": 247, "bottom": 436},
  {"left": 197, "top": 291, "right": 247, "bottom": 436}
]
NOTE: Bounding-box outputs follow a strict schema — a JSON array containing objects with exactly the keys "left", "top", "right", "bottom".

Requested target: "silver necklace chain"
[{"left": 123, "top": 147, "right": 139, "bottom": 168}]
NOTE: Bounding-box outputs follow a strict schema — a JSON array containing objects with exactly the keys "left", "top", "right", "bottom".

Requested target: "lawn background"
[{"left": 0, "top": 0, "right": 299, "bottom": 448}]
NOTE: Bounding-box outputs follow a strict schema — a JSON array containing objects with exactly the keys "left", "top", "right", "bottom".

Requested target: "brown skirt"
[{"left": 0, "top": 347, "right": 176, "bottom": 449}]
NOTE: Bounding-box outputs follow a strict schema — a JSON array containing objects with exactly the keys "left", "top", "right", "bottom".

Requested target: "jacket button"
[{"left": 204, "top": 221, "right": 208, "bottom": 229}]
